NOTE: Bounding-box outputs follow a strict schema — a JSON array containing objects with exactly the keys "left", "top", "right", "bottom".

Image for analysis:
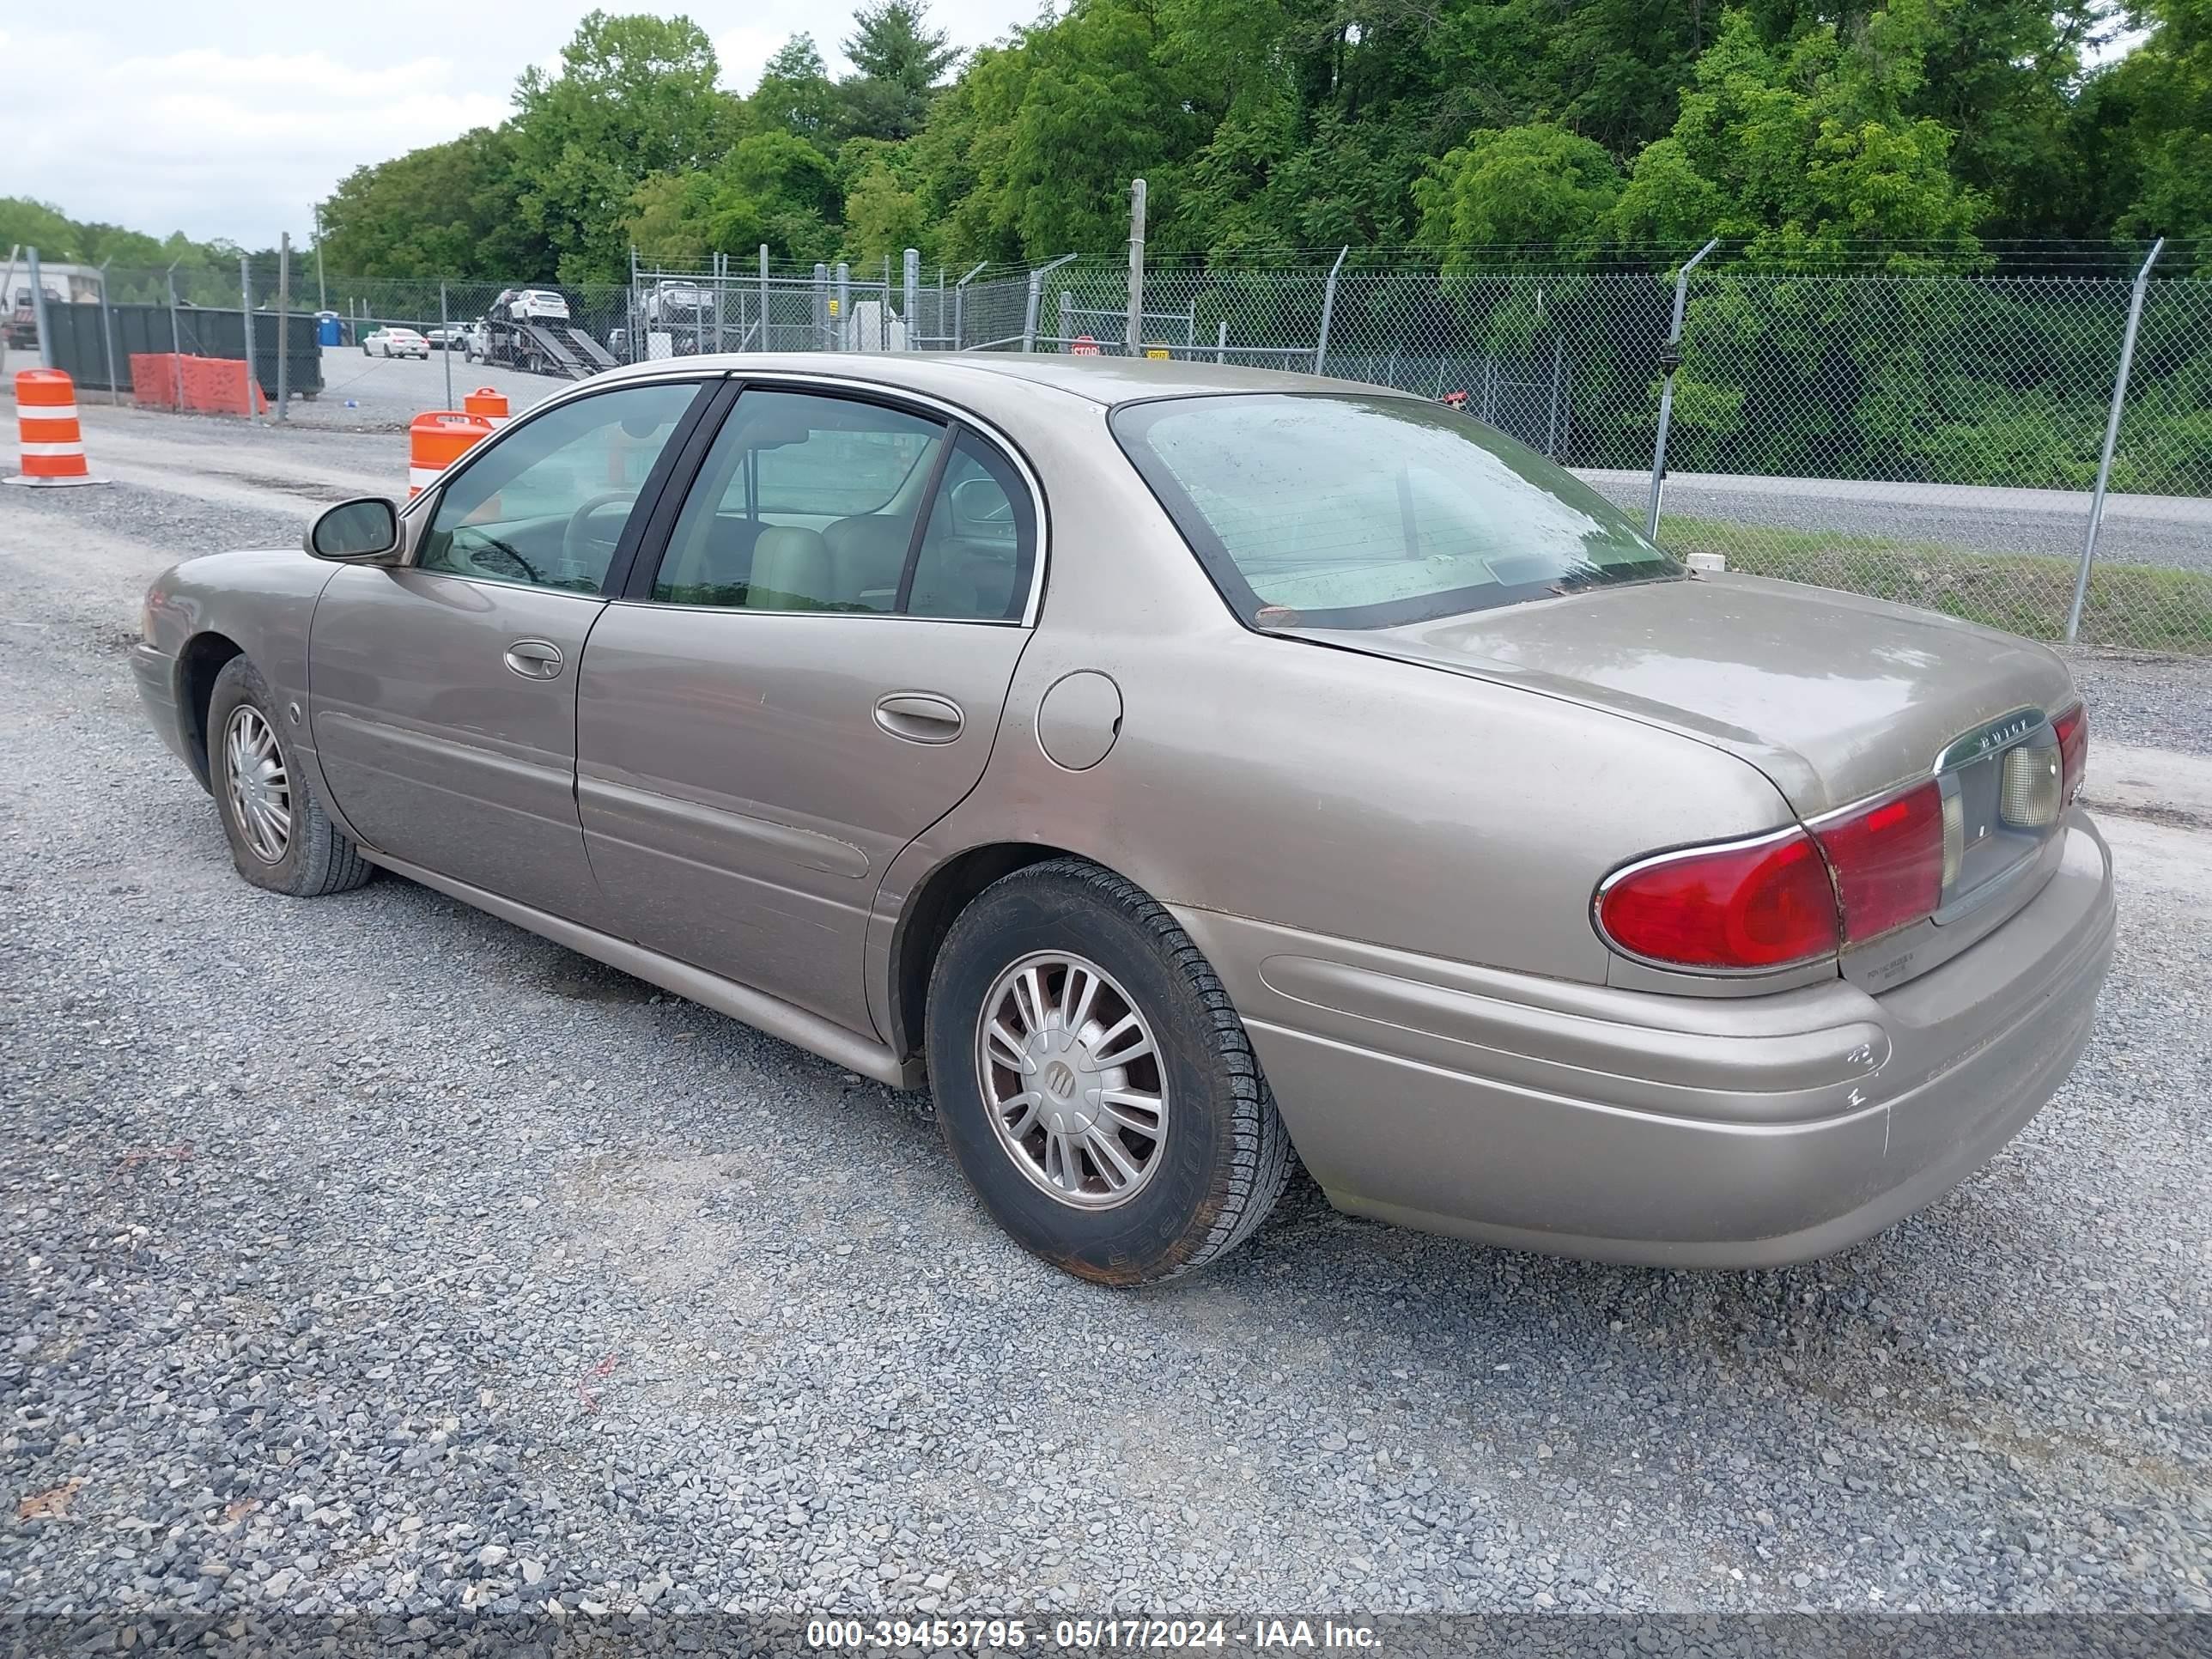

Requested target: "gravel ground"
[
  {"left": 2, "top": 414, "right": 2208, "bottom": 1626},
  {"left": 2073, "top": 658, "right": 2212, "bottom": 757}
]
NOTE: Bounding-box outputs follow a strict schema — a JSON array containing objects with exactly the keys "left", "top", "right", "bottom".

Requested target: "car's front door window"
[{"left": 417, "top": 381, "right": 701, "bottom": 594}]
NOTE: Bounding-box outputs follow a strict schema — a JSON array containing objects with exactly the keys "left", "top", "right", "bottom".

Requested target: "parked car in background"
[
  {"left": 425, "top": 325, "right": 466, "bottom": 350},
  {"left": 643, "top": 281, "right": 704, "bottom": 325},
  {"left": 362, "top": 327, "right": 429, "bottom": 360},
  {"left": 129, "top": 356, "right": 2114, "bottom": 1287}
]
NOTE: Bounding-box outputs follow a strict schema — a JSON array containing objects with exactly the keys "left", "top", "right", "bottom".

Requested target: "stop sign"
[{"left": 1071, "top": 334, "right": 1100, "bottom": 356}]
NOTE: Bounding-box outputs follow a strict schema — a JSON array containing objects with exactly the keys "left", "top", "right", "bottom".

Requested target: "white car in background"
[
  {"left": 500, "top": 289, "right": 571, "bottom": 323},
  {"left": 362, "top": 327, "right": 429, "bottom": 360}
]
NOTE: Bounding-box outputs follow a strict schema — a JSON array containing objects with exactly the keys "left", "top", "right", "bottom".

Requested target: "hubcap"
[
  {"left": 975, "top": 951, "right": 1169, "bottom": 1210},
  {"left": 223, "top": 705, "right": 292, "bottom": 864}
]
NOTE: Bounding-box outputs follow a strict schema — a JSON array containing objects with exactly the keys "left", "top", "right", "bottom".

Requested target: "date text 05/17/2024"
[{"left": 805, "top": 1619, "right": 1383, "bottom": 1650}]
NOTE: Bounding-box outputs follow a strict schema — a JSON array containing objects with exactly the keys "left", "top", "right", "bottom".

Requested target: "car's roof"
[{"left": 593, "top": 350, "right": 1407, "bottom": 410}]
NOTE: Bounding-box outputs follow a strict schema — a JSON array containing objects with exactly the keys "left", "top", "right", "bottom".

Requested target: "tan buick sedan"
[{"left": 132, "top": 355, "right": 2115, "bottom": 1283}]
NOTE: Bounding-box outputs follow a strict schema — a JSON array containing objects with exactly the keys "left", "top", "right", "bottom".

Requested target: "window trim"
[
  {"left": 402, "top": 374, "right": 723, "bottom": 599},
  {"left": 621, "top": 371, "right": 1049, "bottom": 628}
]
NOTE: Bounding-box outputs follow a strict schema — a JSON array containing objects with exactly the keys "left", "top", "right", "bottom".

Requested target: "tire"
[
  {"left": 206, "top": 655, "right": 374, "bottom": 898},
  {"left": 926, "top": 858, "right": 1293, "bottom": 1285}
]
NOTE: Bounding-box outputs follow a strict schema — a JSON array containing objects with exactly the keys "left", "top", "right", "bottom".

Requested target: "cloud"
[{"left": 10, "top": 29, "right": 507, "bottom": 246}]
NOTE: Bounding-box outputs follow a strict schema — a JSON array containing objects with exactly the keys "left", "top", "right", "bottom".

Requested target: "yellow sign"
[
  {"left": 829, "top": 299, "right": 841, "bottom": 315},
  {"left": 1145, "top": 347, "right": 1170, "bottom": 361}
]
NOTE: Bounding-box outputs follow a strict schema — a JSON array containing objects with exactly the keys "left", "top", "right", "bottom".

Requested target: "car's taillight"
[
  {"left": 1809, "top": 779, "right": 1947, "bottom": 943},
  {"left": 2052, "top": 702, "right": 2087, "bottom": 805},
  {"left": 1595, "top": 830, "right": 1840, "bottom": 971},
  {"left": 1597, "top": 779, "right": 1955, "bottom": 973}
]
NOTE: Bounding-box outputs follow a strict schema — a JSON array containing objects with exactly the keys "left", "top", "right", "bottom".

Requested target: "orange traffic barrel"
[
  {"left": 462, "top": 386, "right": 509, "bottom": 427},
  {"left": 407, "top": 410, "right": 496, "bottom": 497},
  {"left": 4, "top": 368, "right": 107, "bottom": 488}
]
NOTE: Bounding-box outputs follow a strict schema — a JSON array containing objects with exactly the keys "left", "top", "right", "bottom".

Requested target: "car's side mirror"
[{"left": 305, "top": 496, "right": 402, "bottom": 562}]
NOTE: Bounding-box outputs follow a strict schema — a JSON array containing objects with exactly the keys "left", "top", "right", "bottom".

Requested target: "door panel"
[
  {"left": 575, "top": 611, "right": 1030, "bottom": 1031},
  {"left": 306, "top": 379, "right": 711, "bottom": 923},
  {"left": 310, "top": 568, "right": 611, "bottom": 925}
]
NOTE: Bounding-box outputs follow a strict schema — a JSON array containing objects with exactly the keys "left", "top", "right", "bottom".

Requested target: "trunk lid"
[{"left": 1291, "top": 572, "right": 2076, "bottom": 817}]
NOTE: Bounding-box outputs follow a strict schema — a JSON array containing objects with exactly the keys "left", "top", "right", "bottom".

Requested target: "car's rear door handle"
[
  {"left": 874, "top": 692, "right": 964, "bottom": 744},
  {"left": 503, "top": 638, "right": 563, "bottom": 680}
]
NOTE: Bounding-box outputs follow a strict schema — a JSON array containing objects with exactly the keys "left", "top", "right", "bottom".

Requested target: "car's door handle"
[
  {"left": 503, "top": 639, "right": 564, "bottom": 680},
  {"left": 873, "top": 692, "right": 964, "bottom": 744}
]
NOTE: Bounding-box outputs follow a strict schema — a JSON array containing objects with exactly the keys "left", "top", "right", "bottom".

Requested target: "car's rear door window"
[
  {"left": 649, "top": 388, "right": 949, "bottom": 614},
  {"left": 1112, "top": 392, "right": 1680, "bottom": 629}
]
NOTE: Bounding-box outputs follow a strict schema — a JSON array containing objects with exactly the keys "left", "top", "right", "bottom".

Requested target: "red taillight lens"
[
  {"left": 2052, "top": 702, "right": 2087, "bottom": 805},
  {"left": 1810, "top": 778, "right": 1947, "bottom": 944},
  {"left": 1596, "top": 830, "right": 1840, "bottom": 970}
]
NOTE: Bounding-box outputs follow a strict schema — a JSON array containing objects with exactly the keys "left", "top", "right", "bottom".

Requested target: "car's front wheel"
[
  {"left": 206, "top": 656, "right": 374, "bottom": 898},
  {"left": 926, "top": 858, "right": 1293, "bottom": 1285}
]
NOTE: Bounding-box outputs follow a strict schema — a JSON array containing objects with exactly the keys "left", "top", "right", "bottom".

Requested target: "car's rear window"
[{"left": 1111, "top": 392, "right": 1681, "bottom": 629}]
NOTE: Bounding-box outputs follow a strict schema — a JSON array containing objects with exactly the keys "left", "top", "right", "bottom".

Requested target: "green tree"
[
  {"left": 834, "top": 1, "right": 961, "bottom": 139},
  {"left": 2096, "top": 0, "right": 2212, "bottom": 243},
  {"left": 318, "top": 127, "right": 544, "bottom": 278},
  {"left": 754, "top": 34, "right": 837, "bottom": 142},
  {"left": 512, "top": 10, "right": 743, "bottom": 281},
  {"left": 1611, "top": 3, "right": 1985, "bottom": 265},
  {"left": 1413, "top": 125, "right": 1626, "bottom": 253}
]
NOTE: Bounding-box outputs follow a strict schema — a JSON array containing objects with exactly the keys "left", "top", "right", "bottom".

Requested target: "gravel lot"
[
  {"left": 293, "top": 346, "right": 569, "bottom": 434},
  {"left": 2, "top": 407, "right": 2208, "bottom": 1625}
]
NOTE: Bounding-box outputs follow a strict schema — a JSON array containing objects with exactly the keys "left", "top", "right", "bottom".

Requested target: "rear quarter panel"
[{"left": 873, "top": 398, "right": 1803, "bottom": 1000}]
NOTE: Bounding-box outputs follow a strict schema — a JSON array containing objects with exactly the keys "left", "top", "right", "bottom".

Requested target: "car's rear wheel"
[
  {"left": 926, "top": 858, "right": 1293, "bottom": 1285},
  {"left": 206, "top": 656, "right": 373, "bottom": 898}
]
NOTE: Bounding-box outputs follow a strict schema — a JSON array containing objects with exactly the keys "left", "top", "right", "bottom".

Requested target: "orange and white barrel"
[
  {"left": 407, "top": 410, "right": 496, "bottom": 497},
  {"left": 462, "top": 386, "right": 509, "bottom": 428},
  {"left": 4, "top": 368, "right": 107, "bottom": 488}
]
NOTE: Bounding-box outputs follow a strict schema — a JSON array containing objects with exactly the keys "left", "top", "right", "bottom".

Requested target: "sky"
[{"left": 3, "top": 3, "right": 1042, "bottom": 251}]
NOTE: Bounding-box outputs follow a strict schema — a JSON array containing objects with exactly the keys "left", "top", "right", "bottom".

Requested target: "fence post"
[
  {"left": 238, "top": 253, "right": 257, "bottom": 420},
  {"left": 167, "top": 263, "right": 184, "bottom": 410},
  {"left": 438, "top": 279, "right": 452, "bottom": 412},
  {"left": 1312, "top": 246, "right": 1349, "bottom": 375},
  {"left": 1645, "top": 237, "right": 1719, "bottom": 541},
  {"left": 760, "top": 246, "right": 771, "bottom": 351},
  {"left": 813, "top": 263, "right": 829, "bottom": 347},
  {"left": 1125, "top": 178, "right": 1146, "bottom": 355},
  {"left": 276, "top": 236, "right": 292, "bottom": 421},
  {"left": 835, "top": 263, "right": 850, "bottom": 350},
  {"left": 955, "top": 260, "right": 987, "bottom": 349},
  {"left": 629, "top": 246, "right": 640, "bottom": 364},
  {"left": 1059, "top": 290, "right": 1073, "bottom": 351},
  {"left": 1216, "top": 319, "right": 1227, "bottom": 364},
  {"left": 1024, "top": 253, "right": 1077, "bottom": 354},
  {"left": 27, "top": 247, "right": 54, "bottom": 370},
  {"left": 2067, "top": 237, "right": 2165, "bottom": 643},
  {"left": 96, "top": 260, "right": 120, "bottom": 405},
  {"left": 903, "top": 248, "right": 920, "bottom": 348}
]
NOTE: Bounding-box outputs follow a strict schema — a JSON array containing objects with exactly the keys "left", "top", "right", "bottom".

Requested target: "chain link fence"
[{"left": 32, "top": 246, "right": 2209, "bottom": 656}]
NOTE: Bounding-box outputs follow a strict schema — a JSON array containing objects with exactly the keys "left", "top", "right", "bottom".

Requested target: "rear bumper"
[{"left": 1175, "top": 816, "right": 2115, "bottom": 1267}]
